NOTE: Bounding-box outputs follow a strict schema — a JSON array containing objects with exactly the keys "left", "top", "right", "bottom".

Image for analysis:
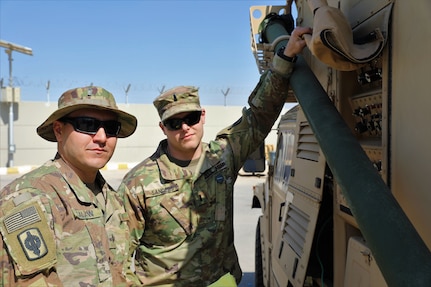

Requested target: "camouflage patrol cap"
[
  {"left": 37, "top": 86, "right": 137, "bottom": 142},
  {"left": 153, "top": 86, "right": 201, "bottom": 121}
]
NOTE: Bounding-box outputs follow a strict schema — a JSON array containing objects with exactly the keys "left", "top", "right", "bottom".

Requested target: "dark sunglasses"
[
  {"left": 60, "top": 117, "right": 121, "bottom": 137},
  {"left": 162, "top": 111, "right": 202, "bottom": 131}
]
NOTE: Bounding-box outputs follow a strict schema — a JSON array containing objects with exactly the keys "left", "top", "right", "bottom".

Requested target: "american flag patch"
[{"left": 4, "top": 206, "right": 41, "bottom": 234}]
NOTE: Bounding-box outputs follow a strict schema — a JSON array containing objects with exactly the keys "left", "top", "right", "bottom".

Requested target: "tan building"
[{"left": 0, "top": 101, "right": 288, "bottom": 171}]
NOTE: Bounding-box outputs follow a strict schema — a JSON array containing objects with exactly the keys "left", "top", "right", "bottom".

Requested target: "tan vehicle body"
[{"left": 248, "top": 0, "right": 431, "bottom": 286}]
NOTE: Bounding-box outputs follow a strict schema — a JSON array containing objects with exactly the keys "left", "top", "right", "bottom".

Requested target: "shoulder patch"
[
  {"left": 18, "top": 227, "right": 48, "bottom": 260},
  {"left": 0, "top": 202, "right": 56, "bottom": 275}
]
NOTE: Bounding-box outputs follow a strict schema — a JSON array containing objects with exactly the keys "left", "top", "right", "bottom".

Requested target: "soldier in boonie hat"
[
  {"left": 153, "top": 85, "right": 202, "bottom": 121},
  {"left": 0, "top": 85, "right": 140, "bottom": 286},
  {"left": 37, "top": 86, "right": 137, "bottom": 141}
]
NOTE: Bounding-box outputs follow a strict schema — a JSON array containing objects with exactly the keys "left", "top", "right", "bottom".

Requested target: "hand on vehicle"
[{"left": 284, "top": 26, "right": 312, "bottom": 57}]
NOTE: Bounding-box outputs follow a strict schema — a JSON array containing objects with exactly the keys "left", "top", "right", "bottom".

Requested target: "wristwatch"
[{"left": 277, "top": 46, "right": 297, "bottom": 63}]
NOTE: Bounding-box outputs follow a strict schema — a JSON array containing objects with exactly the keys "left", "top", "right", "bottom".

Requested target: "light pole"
[
  {"left": 221, "top": 88, "right": 230, "bottom": 106},
  {"left": 46, "top": 80, "right": 50, "bottom": 106},
  {"left": 124, "top": 83, "right": 131, "bottom": 104},
  {"left": 158, "top": 85, "right": 165, "bottom": 94},
  {"left": 0, "top": 40, "right": 33, "bottom": 167}
]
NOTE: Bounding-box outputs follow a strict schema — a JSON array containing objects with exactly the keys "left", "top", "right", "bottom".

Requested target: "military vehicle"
[{"left": 247, "top": 0, "right": 431, "bottom": 286}]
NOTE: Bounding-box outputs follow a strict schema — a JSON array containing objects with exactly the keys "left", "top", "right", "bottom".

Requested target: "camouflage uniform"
[
  {"left": 0, "top": 156, "right": 131, "bottom": 286},
  {"left": 0, "top": 86, "right": 138, "bottom": 286},
  {"left": 119, "top": 53, "right": 294, "bottom": 286}
]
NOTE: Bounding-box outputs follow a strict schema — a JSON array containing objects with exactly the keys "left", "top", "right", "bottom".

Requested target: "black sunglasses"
[
  {"left": 162, "top": 111, "right": 202, "bottom": 131},
  {"left": 60, "top": 117, "right": 121, "bottom": 137}
]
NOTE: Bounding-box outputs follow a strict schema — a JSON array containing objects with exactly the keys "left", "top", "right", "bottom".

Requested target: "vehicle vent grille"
[
  {"left": 297, "top": 121, "right": 319, "bottom": 162},
  {"left": 282, "top": 203, "right": 310, "bottom": 257}
]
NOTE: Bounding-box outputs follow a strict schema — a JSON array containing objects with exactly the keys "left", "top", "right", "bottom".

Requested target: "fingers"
[
  {"left": 291, "top": 26, "right": 313, "bottom": 40},
  {"left": 284, "top": 26, "right": 312, "bottom": 56}
]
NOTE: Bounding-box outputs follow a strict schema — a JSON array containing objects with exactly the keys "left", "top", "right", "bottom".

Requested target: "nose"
[
  {"left": 92, "top": 127, "right": 108, "bottom": 143},
  {"left": 181, "top": 122, "right": 191, "bottom": 130}
]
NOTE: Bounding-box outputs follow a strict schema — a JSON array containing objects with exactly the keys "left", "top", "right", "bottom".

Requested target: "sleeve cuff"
[{"left": 271, "top": 52, "right": 295, "bottom": 77}]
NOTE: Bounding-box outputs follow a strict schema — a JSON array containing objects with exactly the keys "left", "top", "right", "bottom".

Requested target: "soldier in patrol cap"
[
  {"left": 119, "top": 26, "right": 312, "bottom": 287},
  {"left": 0, "top": 86, "right": 138, "bottom": 286}
]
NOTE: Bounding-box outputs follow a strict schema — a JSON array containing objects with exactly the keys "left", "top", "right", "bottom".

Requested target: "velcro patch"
[
  {"left": 4, "top": 205, "right": 40, "bottom": 234},
  {"left": 146, "top": 183, "right": 179, "bottom": 197},
  {"left": 18, "top": 228, "right": 48, "bottom": 260},
  {"left": 215, "top": 204, "right": 226, "bottom": 221},
  {"left": 0, "top": 202, "right": 56, "bottom": 276},
  {"left": 72, "top": 208, "right": 103, "bottom": 219}
]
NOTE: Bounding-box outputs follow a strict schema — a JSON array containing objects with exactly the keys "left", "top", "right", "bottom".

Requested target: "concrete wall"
[{"left": 0, "top": 101, "right": 288, "bottom": 168}]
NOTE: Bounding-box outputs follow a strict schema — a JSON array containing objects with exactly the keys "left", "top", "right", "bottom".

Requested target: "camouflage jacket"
[
  {"left": 119, "top": 53, "right": 294, "bottom": 287},
  {"left": 0, "top": 156, "right": 131, "bottom": 286}
]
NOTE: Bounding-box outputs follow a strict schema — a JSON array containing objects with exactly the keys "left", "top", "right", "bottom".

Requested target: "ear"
[
  {"left": 159, "top": 121, "right": 167, "bottom": 135},
  {"left": 53, "top": 121, "right": 63, "bottom": 142},
  {"left": 201, "top": 108, "right": 206, "bottom": 124}
]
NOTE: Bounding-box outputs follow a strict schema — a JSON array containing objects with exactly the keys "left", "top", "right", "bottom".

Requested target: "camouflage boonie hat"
[
  {"left": 153, "top": 86, "right": 201, "bottom": 121},
  {"left": 37, "top": 86, "right": 138, "bottom": 142}
]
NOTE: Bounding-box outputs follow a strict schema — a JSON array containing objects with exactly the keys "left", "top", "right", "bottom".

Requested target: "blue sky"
[{"left": 0, "top": 0, "right": 293, "bottom": 106}]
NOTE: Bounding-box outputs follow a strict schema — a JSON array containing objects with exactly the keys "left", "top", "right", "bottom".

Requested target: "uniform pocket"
[{"left": 160, "top": 196, "right": 193, "bottom": 235}]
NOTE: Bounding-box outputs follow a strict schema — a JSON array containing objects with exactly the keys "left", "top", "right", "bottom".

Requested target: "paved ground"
[{"left": 0, "top": 168, "right": 265, "bottom": 287}]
